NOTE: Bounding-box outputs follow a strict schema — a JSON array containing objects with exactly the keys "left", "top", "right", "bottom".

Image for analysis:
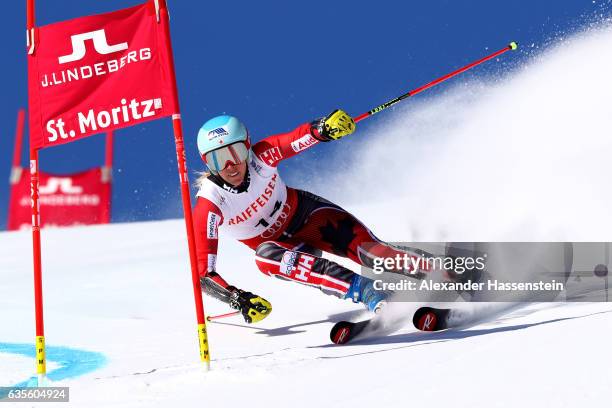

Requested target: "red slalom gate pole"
[
  {"left": 353, "top": 42, "right": 518, "bottom": 123},
  {"left": 12, "top": 110, "right": 25, "bottom": 169},
  {"left": 26, "top": 0, "right": 47, "bottom": 385},
  {"left": 30, "top": 148, "right": 46, "bottom": 385},
  {"left": 101, "top": 131, "right": 113, "bottom": 224},
  {"left": 105, "top": 131, "right": 114, "bottom": 169},
  {"left": 10, "top": 109, "right": 25, "bottom": 185},
  {"left": 156, "top": 0, "right": 210, "bottom": 370}
]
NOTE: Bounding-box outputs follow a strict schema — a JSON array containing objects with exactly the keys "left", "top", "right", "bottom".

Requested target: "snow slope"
[
  {"left": 1, "top": 221, "right": 611, "bottom": 407},
  {"left": 3, "top": 22, "right": 612, "bottom": 408}
]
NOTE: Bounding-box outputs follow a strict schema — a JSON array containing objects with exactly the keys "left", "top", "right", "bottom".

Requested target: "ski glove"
[
  {"left": 312, "top": 109, "right": 356, "bottom": 141},
  {"left": 229, "top": 288, "right": 272, "bottom": 323}
]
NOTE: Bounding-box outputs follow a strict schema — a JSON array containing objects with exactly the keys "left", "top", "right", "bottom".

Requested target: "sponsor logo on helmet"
[{"left": 208, "top": 127, "right": 228, "bottom": 140}]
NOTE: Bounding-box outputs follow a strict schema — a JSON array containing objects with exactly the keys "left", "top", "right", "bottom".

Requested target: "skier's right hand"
[{"left": 229, "top": 288, "right": 272, "bottom": 323}]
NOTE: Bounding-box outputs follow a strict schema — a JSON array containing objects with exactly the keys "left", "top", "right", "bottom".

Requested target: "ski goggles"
[{"left": 203, "top": 142, "right": 249, "bottom": 173}]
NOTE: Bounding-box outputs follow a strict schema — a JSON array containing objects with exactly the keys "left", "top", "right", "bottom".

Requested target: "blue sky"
[{"left": 0, "top": 0, "right": 609, "bottom": 229}]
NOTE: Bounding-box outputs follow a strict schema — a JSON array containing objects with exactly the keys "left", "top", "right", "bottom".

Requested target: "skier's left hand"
[
  {"left": 229, "top": 288, "right": 272, "bottom": 323},
  {"left": 312, "top": 109, "right": 356, "bottom": 141}
]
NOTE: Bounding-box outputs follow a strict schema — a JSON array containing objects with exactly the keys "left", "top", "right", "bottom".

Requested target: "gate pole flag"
[
  {"left": 26, "top": 0, "right": 211, "bottom": 379},
  {"left": 102, "top": 131, "right": 113, "bottom": 224},
  {"left": 8, "top": 124, "right": 115, "bottom": 231},
  {"left": 105, "top": 131, "right": 113, "bottom": 169}
]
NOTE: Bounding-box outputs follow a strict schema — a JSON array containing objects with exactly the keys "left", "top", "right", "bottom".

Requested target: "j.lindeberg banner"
[
  {"left": 28, "top": 3, "right": 177, "bottom": 149},
  {"left": 7, "top": 167, "right": 111, "bottom": 230}
]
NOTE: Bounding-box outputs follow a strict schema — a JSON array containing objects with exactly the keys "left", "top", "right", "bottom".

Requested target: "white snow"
[
  {"left": 1, "top": 222, "right": 611, "bottom": 407},
  {"left": 3, "top": 23, "right": 612, "bottom": 408}
]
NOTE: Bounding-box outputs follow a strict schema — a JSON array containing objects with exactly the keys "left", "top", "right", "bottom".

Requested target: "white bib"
[{"left": 196, "top": 155, "right": 288, "bottom": 240}]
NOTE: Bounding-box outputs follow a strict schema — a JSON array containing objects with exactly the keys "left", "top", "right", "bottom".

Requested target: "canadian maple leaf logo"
[{"left": 318, "top": 217, "right": 357, "bottom": 257}]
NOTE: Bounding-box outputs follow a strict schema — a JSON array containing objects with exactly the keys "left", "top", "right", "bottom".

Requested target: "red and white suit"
[{"left": 193, "top": 123, "right": 421, "bottom": 303}]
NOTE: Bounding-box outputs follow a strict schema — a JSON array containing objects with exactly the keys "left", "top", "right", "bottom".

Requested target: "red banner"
[
  {"left": 28, "top": 3, "right": 177, "bottom": 149},
  {"left": 7, "top": 167, "right": 111, "bottom": 230}
]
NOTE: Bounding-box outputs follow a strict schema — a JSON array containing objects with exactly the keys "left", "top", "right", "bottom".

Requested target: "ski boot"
[{"left": 345, "top": 275, "right": 389, "bottom": 314}]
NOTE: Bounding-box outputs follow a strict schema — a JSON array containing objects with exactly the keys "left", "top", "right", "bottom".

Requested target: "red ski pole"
[{"left": 353, "top": 42, "right": 518, "bottom": 123}]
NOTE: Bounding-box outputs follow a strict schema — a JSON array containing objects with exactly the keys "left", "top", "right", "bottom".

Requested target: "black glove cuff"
[
  {"left": 310, "top": 120, "right": 331, "bottom": 142},
  {"left": 228, "top": 288, "right": 242, "bottom": 310}
]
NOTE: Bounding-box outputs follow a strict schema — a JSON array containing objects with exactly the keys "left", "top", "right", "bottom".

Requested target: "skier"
[{"left": 193, "top": 110, "right": 424, "bottom": 324}]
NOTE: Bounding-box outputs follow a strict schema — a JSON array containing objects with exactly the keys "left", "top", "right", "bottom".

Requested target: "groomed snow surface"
[
  {"left": 1, "top": 221, "right": 611, "bottom": 407},
  {"left": 3, "top": 24, "right": 612, "bottom": 408}
]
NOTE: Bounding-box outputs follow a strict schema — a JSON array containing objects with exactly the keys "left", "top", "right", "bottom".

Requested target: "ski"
[
  {"left": 412, "top": 307, "right": 451, "bottom": 331},
  {"left": 330, "top": 319, "right": 372, "bottom": 344},
  {"left": 332, "top": 306, "right": 455, "bottom": 344}
]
